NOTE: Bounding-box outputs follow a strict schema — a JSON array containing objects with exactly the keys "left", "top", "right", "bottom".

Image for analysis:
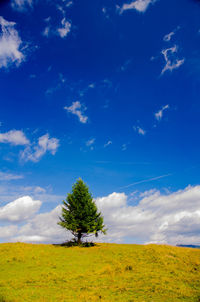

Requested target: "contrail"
[{"left": 120, "top": 173, "right": 172, "bottom": 189}]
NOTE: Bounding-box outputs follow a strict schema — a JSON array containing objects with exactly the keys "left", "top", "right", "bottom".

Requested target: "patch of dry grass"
[{"left": 0, "top": 243, "right": 200, "bottom": 301}]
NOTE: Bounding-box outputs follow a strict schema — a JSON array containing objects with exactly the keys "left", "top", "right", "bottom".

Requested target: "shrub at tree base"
[{"left": 59, "top": 240, "right": 95, "bottom": 247}]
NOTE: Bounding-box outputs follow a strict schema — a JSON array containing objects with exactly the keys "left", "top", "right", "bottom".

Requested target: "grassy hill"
[{"left": 0, "top": 243, "right": 200, "bottom": 301}]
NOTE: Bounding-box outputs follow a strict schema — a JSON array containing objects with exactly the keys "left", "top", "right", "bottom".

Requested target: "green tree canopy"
[{"left": 58, "top": 178, "right": 106, "bottom": 244}]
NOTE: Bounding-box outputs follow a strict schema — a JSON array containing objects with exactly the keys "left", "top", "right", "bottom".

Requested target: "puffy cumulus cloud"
[
  {"left": 118, "top": 0, "right": 156, "bottom": 14},
  {"left": 11, "top": 0, "right": 33, "bottom": 11},
  {"left": 20, "top": 134, "right": 59, "bottom": 163},
  {"left": 0, "top": 16, "right": 25, "bottom": 69},
  {"left": 0, "top": 130, "right": 29, "bottom": 145},
  {"left": 96, "top": 192, "right": 127, "bottom": 211},
  {"left": 155, "top": 104, "right": 169, "bottom": 121},
  {"left": 161, "top": 45, "right": 185, "bottom": 75},
  {"left": 0, "top": 196, "right": 41, "bottom": 222},
  {"left": 0, "top": 225, "right": 18, "bottom": 238},
  {"left": 95, "top": 186, "right": 200, "bottom": 245},
  {"left": 11, "top": 206, "right": 68, "bottom": 244},
  {"left": 64, "top": 101, "right": 88, "bottom": 124},
  {"left": 2, "top": 185, "right": 200, "bottom": 246}
]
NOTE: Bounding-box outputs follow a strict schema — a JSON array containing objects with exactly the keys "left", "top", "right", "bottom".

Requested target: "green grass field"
[{"left": 0, "top": 243, "right": 200, "bottom": 301}]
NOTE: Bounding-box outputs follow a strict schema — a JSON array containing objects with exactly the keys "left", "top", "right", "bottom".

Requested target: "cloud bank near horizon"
[{"left": 1, "top": 184, "right": 200, "bottom": 246}]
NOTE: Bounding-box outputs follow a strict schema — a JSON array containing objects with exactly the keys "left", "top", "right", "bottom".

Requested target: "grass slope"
[{"left": 0, "top": 243, "right": 200, "bottom": 301}]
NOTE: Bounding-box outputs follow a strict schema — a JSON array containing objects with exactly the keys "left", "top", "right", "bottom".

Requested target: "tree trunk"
[{"left": 77, "top": 232, "right": 82, "bottom": 245}]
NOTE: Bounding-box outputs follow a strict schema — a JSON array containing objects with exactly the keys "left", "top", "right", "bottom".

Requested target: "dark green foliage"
[{"left": 58, "top": 178, "right": 106, "bottom": 244}]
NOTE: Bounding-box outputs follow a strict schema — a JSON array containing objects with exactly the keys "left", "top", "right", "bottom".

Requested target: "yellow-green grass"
[{"left": 0, "top": 243, "right": 200, "bottom": 301}]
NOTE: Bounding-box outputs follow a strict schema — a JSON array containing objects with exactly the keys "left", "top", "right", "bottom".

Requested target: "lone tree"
[{"left": 58, "top": 178, "right": 106, "bottom": 245}]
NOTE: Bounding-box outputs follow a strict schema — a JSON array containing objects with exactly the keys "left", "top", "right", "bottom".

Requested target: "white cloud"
[
  {"left": 11, "top": 205, "right": 68, "bottom": 244},
  {"left": 0, "top": 130, "right": 59, "bottom": 163},
  {"left": 2, "top": 185, "right": 200, "bottom": 245},
  {"left": 43, "top": 26, "right": 50, "bottom": 37},
  {"left": 121, "top": 174, "right": 171, "bottom": 189},
  {"left": 102, "top": 7, "right": 110, "bottom": 19},
  {"left": 161, "top": 45, "right": 185, "bottom": 75},
  {"left": 0, "top": 171, "right": 23, "bottom": 181},
  {"left": 88, "top": 83, "right": 95, "bottom": 88},
  {"left": 0, "top": 130, "right": 29, "bottom": 145},
  {"left": 163, "top": 26, "right": 180, "bottom": 42},
  {"left": 122, "top": 144, "right": 127, "bottom": 151},
  {"left": 0, "top": 196, "right": 41, "bottom": 222},
  {"left": 104, "top": 140, "right": 112, "bottom": 148},
  {"left": 120, "top": 59, "right": 132, "bottom": 72},
  {"left": 96, "top": 192, "right": 127, "bottom": 211},
  {"left": 86, "top": 138, "right": 95, "bottom": 147},
  {"left": 95, "top": 185, "right": 200, "bottom": 245},
  {"left": 11, "top": 0, "right": 33, "bottom": 11},
  {"left": 66, "top": 1, "right": 73, "bottom": 8},
  {"left": 20, "top": 134, "right": 59, "bottom": 163},
  {"left": 85, "top": 138, "right": 95, "bottom": 151},
  {"left": 155, "top": 104, "right": 169, "bottom": 120},
  {"left": 33, "top": 186, "right": 46, "bottom": 194},
  {"left": 163, "top": 31, "right": 175, "bottom": 42},
  {"left": 64, "top": 101, "right": 88, "bottom": 123},
  {"left": 118, "top": 0, "right": 156, "bottom": 14},
  {"left": 0, "top": 16, "right": 25, "bottom": 69},
  {"left": 0, "top": 225, "right": 18, "bottom": 238},
  {"left": 57, "top": 18, "right": 71, "bottom": 38},
  {"left": 0, "top": 183, "right": 63, "bottom": 204},
  {"left": 133, "top": 126, "right": 146, "bottom": 135},
  {"left": 43, "top": 10, "right": 71, "bottom": 39}
]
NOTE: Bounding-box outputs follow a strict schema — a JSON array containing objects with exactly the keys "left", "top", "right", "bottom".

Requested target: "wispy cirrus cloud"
[
  {"left": 163, "top": 31, "right": 175, "bottom": 42},
  {"left": 57, "top": 18, "right": 71, "bottom": 38},
  {"left": 155, "top": 104, "right": 169, "bottom": 120},
  {"left": 120, "top": 173, "right": 172, "bottom": 189},
  {"left": 0, "top": 171, "right": 24, "bottom": 181},
  {"left": 11, "top": 0, "right": 33, "bottom": 11},
  {"left": 163, "top": 26, "right": 180, "bottom": 42},
  {"left": 64, "top": 101, "right": 88, "bottom": 123},
  {"left": 104, "top": 140, "right": 112, "bottom": 148},
  {"left": 0, "top": 16, "right": 25, "bottom": 69},
  {"left": 161, "top": 45, "right": 185, "bottom": 75},
  {"left": 85, "top": 138, "right": 95, "bottom": 150},
  {"left": 86, "top": 138, "right": 95, "bottom": 147},
  {"left": 121, "top": 143, "right": 127, "bottom": 151},
  {"left": 43, "top": 18, "right": 71, "bottom": 39},
  {"left": 118, "top": 0, "right": 157, "bottom": 14},
  {"left": 133, "top": 126, "right": 146, "bottom": 135},
  {"left": 43, "top": 4, "right": 71, "bottom": 39}
]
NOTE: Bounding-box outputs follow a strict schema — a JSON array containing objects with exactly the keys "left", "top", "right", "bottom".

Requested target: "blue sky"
[{"left": 0, "top": 0, "right": 200, "bottom": 245}]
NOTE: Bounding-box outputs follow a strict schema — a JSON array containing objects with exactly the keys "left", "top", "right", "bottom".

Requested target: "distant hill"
[
  {"left": 0, "top": 243, "right": 200, "bottom": 301},
  {"left": 177, "top": 244, "right": 200, "bottom": 249}
]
